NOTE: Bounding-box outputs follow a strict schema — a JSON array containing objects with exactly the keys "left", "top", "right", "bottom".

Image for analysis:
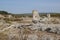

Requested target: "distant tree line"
[
  {"left": 39, "top": 13, "right": 60, "bottom": 17},
  {"left": 0, "top": 11, "right": 11, "bottom": 15},
  {"left": 0, "top": 11, "right": 60, "bottom": 17}
]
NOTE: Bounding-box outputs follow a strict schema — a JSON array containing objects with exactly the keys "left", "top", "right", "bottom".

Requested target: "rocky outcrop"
[{"left": 0, "top": 10, "right": 60, "bottom": 40}]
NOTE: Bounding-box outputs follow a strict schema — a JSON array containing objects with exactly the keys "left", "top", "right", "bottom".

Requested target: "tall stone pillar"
[
  {"left": 31, "top": 10, "right": 40, "bottom": 30},
  {"left": 47, "top": 14, "right": 51, "bottom": 24},
  {"left": 47, "top": 14, "right": 50, "bottom": 18},
  {"left": 32, "top": 10, "right": 40, "bottom": 23}
]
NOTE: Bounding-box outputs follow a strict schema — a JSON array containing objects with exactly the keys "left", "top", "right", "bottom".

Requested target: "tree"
[{"left": 0, "top": 11, "right": 9, "bottom": 14}]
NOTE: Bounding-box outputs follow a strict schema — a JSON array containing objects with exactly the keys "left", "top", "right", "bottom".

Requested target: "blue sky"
[{"left": 0, "top": 0, "right": 60, "bottom": 14}]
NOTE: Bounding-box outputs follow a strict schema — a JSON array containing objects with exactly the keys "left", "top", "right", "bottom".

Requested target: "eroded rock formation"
[{"left": 0, "top": 10, "right": 60, "bottom": 40}]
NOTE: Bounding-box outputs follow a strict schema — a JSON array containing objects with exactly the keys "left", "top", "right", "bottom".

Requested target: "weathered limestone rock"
[
  {"left": 41, "top": 35, "right": 55, "bottom": 40},
  {"left": 0, "top": 14, "right": 5, "bottom": 18},
  {"left": 32, "top": 10, "right": 40, "bottom": 23},
  {"left": 47, "top": 13, "right": 50, "bottom": 18},
  {"left": 8, "top": 15, "right": 13, "bottom": 19},
  {"left": 8, "top": 25, "right": 21, "bottom": 40},
  {"left": 31, "top": 10, "right": 41, "bottom": 30},
  {"left": 27, "top": 34, "right": 38, "bottom": 40},
  {"left": 0, "top": 10, "right": 60, "bottom": 40}
]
